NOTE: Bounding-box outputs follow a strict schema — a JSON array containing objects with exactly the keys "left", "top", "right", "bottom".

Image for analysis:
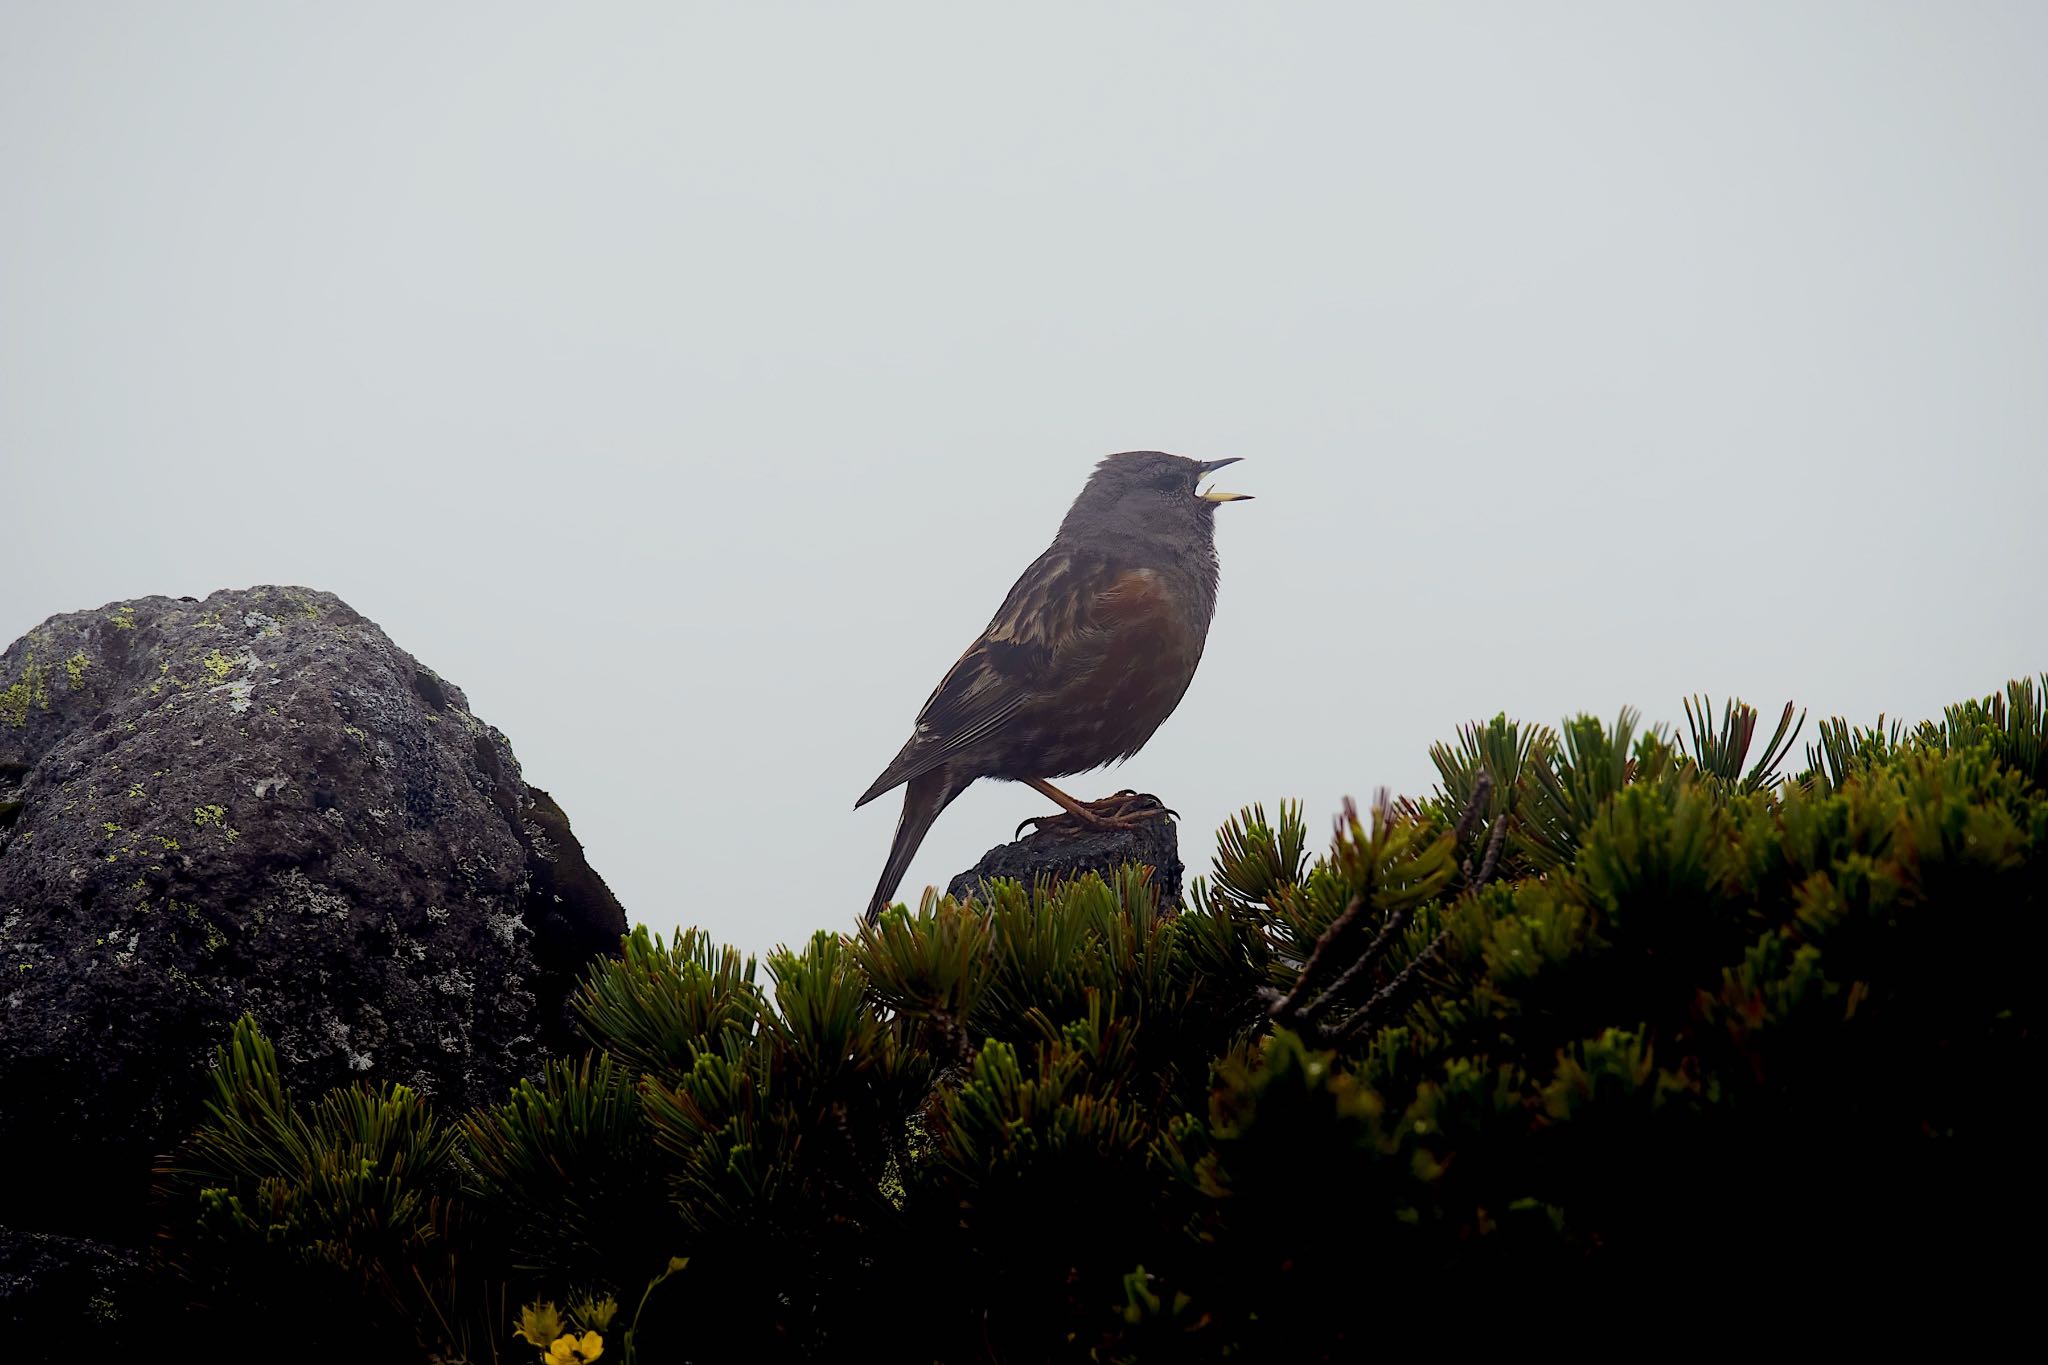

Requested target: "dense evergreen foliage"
[{"left": 158, "top": 680, "right": 2046, "bottom": 1360}]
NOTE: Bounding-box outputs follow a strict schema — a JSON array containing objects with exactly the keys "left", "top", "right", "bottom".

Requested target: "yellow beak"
[{"left": 1200, "top": 488, "right": 1253, "bottom": 503}]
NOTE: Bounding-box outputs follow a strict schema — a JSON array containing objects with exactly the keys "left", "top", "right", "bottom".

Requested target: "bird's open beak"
[{"left": 1196, "top": 457, "right": 1252, "bottom": 502}]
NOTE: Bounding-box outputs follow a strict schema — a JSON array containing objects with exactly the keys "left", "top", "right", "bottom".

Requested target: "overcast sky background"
[{"left": 4, "top": 3, "right": 2043, "bottom": 961}]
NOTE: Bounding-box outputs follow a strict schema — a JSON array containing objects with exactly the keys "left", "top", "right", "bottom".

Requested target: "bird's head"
[{"left": 1062, "top": 451, "right": 1252, "bottom": 543}]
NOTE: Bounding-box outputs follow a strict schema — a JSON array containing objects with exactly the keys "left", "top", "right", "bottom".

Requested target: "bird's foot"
[{"left": 1015, "top": 790, "right": 1178, "bottom": 839}]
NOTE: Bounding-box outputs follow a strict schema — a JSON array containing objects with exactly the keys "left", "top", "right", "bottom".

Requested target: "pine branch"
[
  {"left": 1262, "top": 799, "right": 1383, "bottom": 1030},
  {"left": 1339, "top": 812, "right": 1507, "bottom": 1043},
  {"left": 1268, "top": 775, "right": 1492, "bottom": 1042}
]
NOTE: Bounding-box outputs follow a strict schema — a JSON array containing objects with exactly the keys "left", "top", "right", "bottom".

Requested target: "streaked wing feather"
[
  {"left": 863, "top": 549, "right": 1156, "bottom": 798},
  {"left": 986, "top": 549, "right": 1094, "bottom": 654}
]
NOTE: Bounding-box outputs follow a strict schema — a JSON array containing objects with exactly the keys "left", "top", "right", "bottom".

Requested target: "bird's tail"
[{"left": 864, "top": 766, "right": 963, "bottom": 923}]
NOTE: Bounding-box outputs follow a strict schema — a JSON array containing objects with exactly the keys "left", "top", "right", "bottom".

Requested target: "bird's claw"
[
  {"left": 1015, "top": 791, "right": 1178, "bottom": 839},
  {"left": 1103, "top": 789, "right": 1180, "bottom": 821}
]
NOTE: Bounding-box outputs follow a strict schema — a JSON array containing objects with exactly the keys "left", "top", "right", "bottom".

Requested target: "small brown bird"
[{"left": 857, "top": 451, "right": 1252, "bottom": 922}]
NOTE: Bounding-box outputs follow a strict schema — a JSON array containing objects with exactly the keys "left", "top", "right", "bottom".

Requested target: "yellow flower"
[
  {"left": 544, "top": 1331, "right": 604, "bottom": 1364},
  {"left": 513, "top": 1302, "right": 566, "bottom": 1348},
  {"left": 570, "top": 1294, "right": 619, "bottom": 1333}
]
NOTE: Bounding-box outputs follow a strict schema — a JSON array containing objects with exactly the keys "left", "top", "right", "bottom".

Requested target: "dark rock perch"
[
  {"left": 0, "top": 586, "right": 626, "bottom": 1245},
  {"left": 946, "top": 799, "right": 1184, "bottom": 908}
]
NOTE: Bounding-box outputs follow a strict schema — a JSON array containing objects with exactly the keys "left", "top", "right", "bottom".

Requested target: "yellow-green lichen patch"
[
  {"left": 191, "top": 645, "right": 262, "bottom": 713},
  {"left": 1, "top": 655, "right": 50, "bottom": 727},
  {"left": 183, "top": 902, "right": 228, "bottom": 954},
  {"left": 146, "top": 660, "right": 191, "bottom": 699},
  {"left": 109, "top": 606, "right": 136, "bottom": 630},
  {"left": 192, "top": 804, "right": 239, "bottom": 840},
  {"left": 128, "top": 783, "right": 145, "bottom": 799},
  {"left": 66, "top": 653, "right": 90, "bottom": 690}
]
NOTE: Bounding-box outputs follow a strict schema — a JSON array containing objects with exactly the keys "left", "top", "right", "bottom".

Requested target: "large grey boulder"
[{"left": 0, "top": 586, "right": 625, "bottom": 1238}]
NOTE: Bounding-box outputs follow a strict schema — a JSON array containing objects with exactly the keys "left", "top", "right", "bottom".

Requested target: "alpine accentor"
[{"left": 857, "top": 450, "right": 1251, "bottom": 922}]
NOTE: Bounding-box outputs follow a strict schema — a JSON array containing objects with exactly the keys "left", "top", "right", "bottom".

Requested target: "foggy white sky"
[{"left": 4, "top": 3, "right": 2044, "bottom": 962}]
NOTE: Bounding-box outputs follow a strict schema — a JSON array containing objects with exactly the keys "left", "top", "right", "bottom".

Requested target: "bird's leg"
[
  {"left": 1017, "top": 779, "right": 1176, "bottom": 837},
  {"left": 1022, "top": 778, "right": 1109, "bottom": 828}
]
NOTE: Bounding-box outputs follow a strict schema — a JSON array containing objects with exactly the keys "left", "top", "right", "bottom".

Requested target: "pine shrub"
[{"left": 157, "top": 678, "right": 2047, "bottom": 1360}]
